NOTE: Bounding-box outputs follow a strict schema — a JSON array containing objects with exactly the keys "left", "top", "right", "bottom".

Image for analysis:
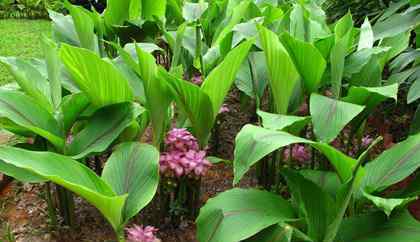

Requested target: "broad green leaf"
[
  {"left": 60, "top": 44, "right": 134, "bottom": 108},
  {"left": 258, "top": 25, "right": 299, "bottom": 114},
  {"left": 235, "top": 51, "right": 268, "bottom": 100},
  {"left": 300, "top": 170, "right": 341, "bottom": 198},
  {"left": 0, "top": 90, "right": 64, "bottom": 149},
  {"left": 408, "top": 78, "right": 420, "bottom": 104},
  {"left": 0, "top": 160, "right": 46, "bottom": 183},
  {"left": 183, "top": 2, "right": 209, "bottom": 22},
  {"left": 0, "top": 146, "right": 127, "bottom": 231},
  {"left": 0, "top": 57, "right": 52, "bottom": 112},
  {"left": 65, "top": 2, "right": 98, "bottom": 52},
  {"left": 363, "top": 191, "right": 417, "bottom": 217},
  {"left": 344, "top": 47, "right": 389, "bottom": 77},
  {"left": 310, "top": 94, "right": 364, "bottom": 143},
  {"left": 233, "top": 125, "right": 356, "bottom": 184},
  {"left": 232, "top": 17, "right": 263, "bottom": 47},
  {"left": 196, "top": 188, "right": 295, "bottom": 242},
  {"left": 358, "top": 18, "right": 374, "bottom": 51},
  {"left": 324, "top": 137, "right": 383, "bottom": 242},
  {"left": 343, "top": 83, "right": 398, "bottom": 127},
  {"left": 314, "top": 35, "right": 335, "bottom": 60},
  {"left": 246, "top": 223, "right": 294, "bottom": 242},
  {"left": 66, "top": 103, "right": 142, "bottom": 159},
  {"left": 410, "top": 105, "right": 420, "bottom": 135},
  {"left": 336, "top": 211, "right": 420, "bottom": 242},
  {"left": 282, "top": 169, "right": 335, "bottom": 242},
  {"left": 362, "top": 133, "right": 420, "bottom": 192},
  {"left": 160, "top": 70, "right": 213, "bottom": 146},
  {"left": 104, "top": 0, "right": 130, "bottom": 28},
  {"left": 102, "top": 142, "right": 159, "bottom": 223},
  {"left": 342, "top": 84, "right": 398, "bottom": 131},
  {"left": 41, "top": 36, "right": 62, "bottom": 110},
  {"left": 48, "top": 10, "right": 79, "bottom": 47},
  {"left": 129, "top": 0, "right": 142, "bottom": 20},
  {"left": 343, "top": 84, "right": 398, "bottom": 106},
  {"left": 377, "top": 0, "right": 410, "bottom": 22},
  {"left": 330, "top": 13, "right": 353, "bottom": 98},
  {"left": 289, "top": 3, "right": 307, "bottom": 41},
  {"left": 373, "top": 9, "right": 420, "bottom": 40},
  {"left": 136, "top": 47, "right": 172, "bottom": 146},
  {"left": 213, "top": 0, "right": 251, "bottom": 45},
  {"left": 349, "top": 56, "right": 382, "bottom": 87},
  {"left": 257, "top": 110, "right": 310, "bottom": 135},
  {"left": 400, "top": 173, "right": 420, "bottom": 197},
  {"left": 380, "top": 31, "right": 411, "bottom": 62},
  {"left": 280, "top": 32, "right": 326, "bottom": 93},
  {"left": 142, "top": 0, "right": 167, "bottom": 20},
  {"left": 390, "top": 49, "right": 420, "bottom": 73},
  {"left": 201, "top": 39, "right": 254, "bottom": 118},
  {"left": 58, "top": 93, "right": 90, "bottom": 133}
]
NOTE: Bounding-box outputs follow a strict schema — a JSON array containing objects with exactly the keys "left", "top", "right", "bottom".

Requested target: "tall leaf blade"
[
  {"left": 280, "top": 32, "right": 326, "bottom": 93},
  {"left": 258, "top": 25, "right": 299, "bottom": 114},
  {"left": 358, "top": 18, "right": 374, "bottom": 51},
  {"left": 142, "top": 0, "right": 167, "bottom": 20},
  {"left": 104, "top": 0, "right": 130, "bottom": 29},
  {"left": 282, "top": 169, "right": 335, "bottom": 242},
  {"left": 41, "top": 36, "right": 62, "bottom": 110},
  {"left": 330, "top": 13, "right": 353, "bottom": 98},
  {"left": 160, "top": 70, "right": 214, "bottom": 146},
  {"left": 201, "top": 39, "right": 254, "bottom": 118},
  {"left": 65, "top": 2, "right": 98, "bottom": 53},
  {"left": 135, "top": 47, "right": 172, "bottom": 146}
]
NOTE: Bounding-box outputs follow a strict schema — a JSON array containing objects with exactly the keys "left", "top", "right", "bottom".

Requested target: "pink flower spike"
[
  {"left": 160, "top": 128, "right": 212, "bottom": 177},
  {"left": 292, "top": 145, "right": 311, "bottom": 162},
  {"left": 219, "top": 104, "right": 230, "bottom": 114},
  {"left": 126, "top": 224, "right": 159, "bottom": 242},
  {"left": 191, "top": 75, "right": 203, "bottom": 85},
  {"left": 361, "top": 135, "right": 374, "bottom": 148}
]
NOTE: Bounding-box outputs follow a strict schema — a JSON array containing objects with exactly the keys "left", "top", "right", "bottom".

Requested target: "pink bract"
[
  {"left": 126, "top": 225, "right": 159, "bottom": 242},
  {"left": 160, "top": 128, "right": 211, "bottom": 178}
]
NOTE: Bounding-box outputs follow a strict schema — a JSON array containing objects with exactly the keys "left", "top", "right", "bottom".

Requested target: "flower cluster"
[
  {"left": 284, "top": 144, "right": 311, "bottom": 163},
  {"left": 191, "top": 75, "right": 203, "bottom": 85},
  {"left": 126, "top": 225, "right": 159, "bottom": 242},
  {"left": 219, "top": 104, "right": 230, "bottom": 114},
  {"left": 160, "top": 128, "right": 211, "bottom": 177}
]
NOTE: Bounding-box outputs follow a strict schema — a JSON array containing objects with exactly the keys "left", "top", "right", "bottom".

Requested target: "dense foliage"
[
  {"left": 0, "top": 0, "right": 419, "bottom": 241},
  {"left": 0, "top": 0, "right": 64, "bottom": 18}
]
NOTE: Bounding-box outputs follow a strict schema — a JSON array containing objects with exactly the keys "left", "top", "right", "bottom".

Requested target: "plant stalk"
[
  {"left": 56, "top": 185, "right": 75, "bottom": 227},
  {"left": 195, "top": 21, "right": 205, "bottom": 76},
  {"left": 45, "top": 182, "right": 57, "bottom": 227}
]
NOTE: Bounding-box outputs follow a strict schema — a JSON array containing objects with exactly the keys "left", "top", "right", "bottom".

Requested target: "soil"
[{"left": 1, "top": 89, "right": 419, "bottom": 241}]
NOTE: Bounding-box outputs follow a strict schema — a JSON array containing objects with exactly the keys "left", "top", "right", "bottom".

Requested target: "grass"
[{"left": 0, "top": 19, "right": 52, "bottom": 85}]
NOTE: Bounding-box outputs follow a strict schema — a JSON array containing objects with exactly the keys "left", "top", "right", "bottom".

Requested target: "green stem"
[{"left": 117, "top": 229, "right": 126, "bottom": 242}]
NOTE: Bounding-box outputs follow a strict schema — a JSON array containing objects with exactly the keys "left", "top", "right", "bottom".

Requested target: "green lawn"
[{"left": 0, "top": 19, "right": 52, "bottom": 85}]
